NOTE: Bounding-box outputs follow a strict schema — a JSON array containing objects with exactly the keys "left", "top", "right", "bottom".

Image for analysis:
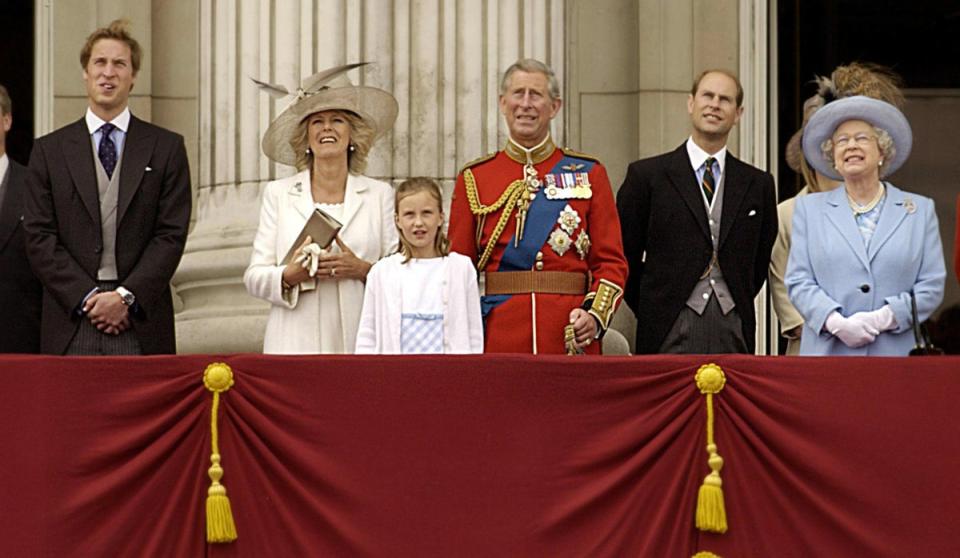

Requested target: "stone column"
[{"left": 173, "top": 0, "right": 567, "bottom": 353}]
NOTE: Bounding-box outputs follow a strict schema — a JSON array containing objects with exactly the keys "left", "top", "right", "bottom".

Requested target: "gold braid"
[{"left": 464, "top": 169, "right": 526, "bottom": 272}]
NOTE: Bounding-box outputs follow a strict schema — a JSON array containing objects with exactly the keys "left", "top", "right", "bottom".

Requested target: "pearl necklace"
[{"left": 847, "top": 182, "right": 885, "bottom": 215}]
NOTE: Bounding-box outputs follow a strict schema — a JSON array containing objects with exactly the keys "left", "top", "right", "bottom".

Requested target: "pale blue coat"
[{"left": 786, "top": 183, "right": 945, "bottom": 356}]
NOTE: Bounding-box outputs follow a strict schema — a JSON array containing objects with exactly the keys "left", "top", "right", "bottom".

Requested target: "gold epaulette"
[
  {"left": 458, "top": 151, "right": 497, "bottom": 175},
  {"left": 560, "top": 147, "right": 601, "bottom": 164}
]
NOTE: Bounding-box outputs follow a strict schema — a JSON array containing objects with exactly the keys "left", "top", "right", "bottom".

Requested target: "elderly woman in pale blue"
[{"left": 785, "top": 96, "right": 945, "bottom": 356}]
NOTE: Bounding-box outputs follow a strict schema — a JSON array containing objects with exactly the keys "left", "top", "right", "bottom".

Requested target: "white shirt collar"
[
  {"left": 0, "top": 153, "right": 8, "bottom": 183},
  {"left": 85, "top": 107, "right": 131, "bottom": 135},
  {"left": 686, "top": 137, "right": 727, "bottom": 174}
]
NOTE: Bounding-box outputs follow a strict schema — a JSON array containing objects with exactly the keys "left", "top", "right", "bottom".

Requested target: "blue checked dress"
[{"left": 399, "top": 258, "right": 447, "bottom": 354}]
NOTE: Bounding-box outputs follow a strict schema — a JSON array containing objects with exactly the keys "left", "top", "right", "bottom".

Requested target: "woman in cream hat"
[
  {"left": 785, "top": 96, "right": 946, "bottom": 355},
  {"left": 244, "top": 64, "right": 400, "bottom": 354}
]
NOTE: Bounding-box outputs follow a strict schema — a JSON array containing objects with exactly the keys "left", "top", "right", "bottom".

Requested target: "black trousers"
[{"left": 658, "top": 295, "right": 748, "bottom": 354}]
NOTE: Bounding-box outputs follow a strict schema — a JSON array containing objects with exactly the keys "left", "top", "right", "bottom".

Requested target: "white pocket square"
[
  {"left": 748, "top": 209, "right": 757, "bottom": 216},
  {"left": 145, "top": 166, "right": 153, "bottom": 172}
]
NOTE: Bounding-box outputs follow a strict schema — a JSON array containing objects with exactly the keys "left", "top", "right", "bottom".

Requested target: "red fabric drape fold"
[{"left": 1, "top": 354, "right": 958, "bottom": 557}]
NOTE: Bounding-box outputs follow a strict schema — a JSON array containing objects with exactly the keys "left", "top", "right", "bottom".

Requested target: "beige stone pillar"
[{"left": 173, "top": 0, "right": 567, "bottom": 353}]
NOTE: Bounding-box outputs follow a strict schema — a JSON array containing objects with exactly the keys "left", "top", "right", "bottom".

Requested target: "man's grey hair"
[
  {"left": 0, "top": 84, "right": 11, "bottom": 116},
  {"left": 499, "top": 59, "right": 561, "bottom": 100}
]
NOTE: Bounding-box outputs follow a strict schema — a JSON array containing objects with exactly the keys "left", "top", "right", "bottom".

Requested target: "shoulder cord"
[{"left": 464, "top": 169, "right": 526, "bottom": 272}]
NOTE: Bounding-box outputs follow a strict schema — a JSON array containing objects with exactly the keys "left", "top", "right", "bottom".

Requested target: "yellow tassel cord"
[
  {"left": 203, "top": 362, "right": 238, "bottom": 543},
  {"left": 692, "top": 552, "right": 722, "bottom": 558},
  {"left": 695, "top": 363, "right": 728, "bottom": 534}
]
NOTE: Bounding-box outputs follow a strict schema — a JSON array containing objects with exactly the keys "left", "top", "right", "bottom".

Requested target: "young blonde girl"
[{"left": 355, "top": 178, "right": 483, "bottom": 353}]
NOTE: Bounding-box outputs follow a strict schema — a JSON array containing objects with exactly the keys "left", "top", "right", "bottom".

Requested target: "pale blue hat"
[{"left": 801, "top": 95, "right": 912, "bottom": 181}]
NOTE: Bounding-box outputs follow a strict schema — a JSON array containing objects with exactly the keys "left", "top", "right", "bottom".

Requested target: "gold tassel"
[
  {"left": 203, "top": 362, "right": 238, "bottom": 543},
  {"left": 695, "top": 363, "right": 728, "bottom": 534},
  {"left": 692, "top": 552, "right": 722, "bottom": 558}
]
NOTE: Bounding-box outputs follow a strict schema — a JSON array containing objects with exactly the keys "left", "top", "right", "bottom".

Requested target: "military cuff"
[{"left": 583, "top": 278, "right": 623, "bottom": 332}]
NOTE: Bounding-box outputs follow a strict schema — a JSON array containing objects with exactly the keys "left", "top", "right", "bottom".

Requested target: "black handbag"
[{"left": 908, "top": 291, "right": 944, "bottom": 356}]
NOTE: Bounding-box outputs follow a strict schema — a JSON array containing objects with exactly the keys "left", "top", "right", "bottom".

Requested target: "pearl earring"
[
  {"left": 348, "top": 144, "right": 356, "bottom": 153},
  {"left": 306, "top": 147, "right": 312, "bottom": 155},
  {"left": 878, "top": 159, "right": 884, "bottom": 167}
]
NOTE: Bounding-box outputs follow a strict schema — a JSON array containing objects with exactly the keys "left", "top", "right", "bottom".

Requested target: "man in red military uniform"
[{"left": 449, "top": 59, "right": 627, "bottom": 354}]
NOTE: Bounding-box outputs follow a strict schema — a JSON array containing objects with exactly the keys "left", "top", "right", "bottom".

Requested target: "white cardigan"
[
  {"left": 244, "top": 170, "right": 397, "bottom": 354},
  {"left": 355, "top": 252, "right": 484, "bottom": 354}
]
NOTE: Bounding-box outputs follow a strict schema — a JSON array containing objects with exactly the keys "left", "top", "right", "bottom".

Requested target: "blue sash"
[{"left": 481, "top": 154, "right": 596, "bottom": 317}]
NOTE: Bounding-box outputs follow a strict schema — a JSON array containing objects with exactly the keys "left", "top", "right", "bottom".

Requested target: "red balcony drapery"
[{"left": 1, "top": 354, "right": 958, "bottom": 557}]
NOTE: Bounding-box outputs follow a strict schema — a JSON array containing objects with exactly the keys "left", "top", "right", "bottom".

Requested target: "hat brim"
[
  {"left": 261, "top": 86, "right": 399, "bottom": 167},
  {"left": 801, "top": 95, "right": 912, "bottom": 181}
]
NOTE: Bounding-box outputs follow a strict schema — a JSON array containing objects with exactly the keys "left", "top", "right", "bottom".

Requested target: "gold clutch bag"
[{"left": 280, "top": 207, "right": 343, "bottom": 265}]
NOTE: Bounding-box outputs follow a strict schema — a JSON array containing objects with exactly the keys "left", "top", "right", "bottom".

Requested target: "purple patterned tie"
[{"left": 98, "top": 123, "right": 118, "bottom": 179}]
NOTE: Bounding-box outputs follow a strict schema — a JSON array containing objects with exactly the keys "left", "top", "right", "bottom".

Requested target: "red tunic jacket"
[{"left": 449, "top": 139, "right": 627, "bottom": 354}]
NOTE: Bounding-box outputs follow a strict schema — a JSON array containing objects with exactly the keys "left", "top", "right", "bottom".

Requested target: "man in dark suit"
[
  {"left": 616, "top": 70, "right": 777, "bottom": 354},
  {"left": 24, "top": 20, "right": 191, "bottom": 355},
  {"left": 0, "top": 84, "right": 42, "bottom": 353}
]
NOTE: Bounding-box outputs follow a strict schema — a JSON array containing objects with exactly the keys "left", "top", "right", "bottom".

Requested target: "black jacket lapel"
[
  {"left": 665, "top": 144, "right": 710, "bottom": 241},
  {"left": 117, "top": 116, "right": 156, "bottom": 224},
  {"left": 63, "top": 119, "right": 101, "bottom": 224},
  {"left": 718, "top": 155, "right": 748, "bottom": 249}
]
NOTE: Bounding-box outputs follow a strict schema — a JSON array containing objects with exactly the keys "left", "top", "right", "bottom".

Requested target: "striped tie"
[{"left": 702, "top": 157, "right": 716, "bottom": 204}]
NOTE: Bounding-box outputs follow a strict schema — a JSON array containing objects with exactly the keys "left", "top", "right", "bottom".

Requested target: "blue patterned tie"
[{"left": 98, "top": 123, "right": 118, "bottom": 179}]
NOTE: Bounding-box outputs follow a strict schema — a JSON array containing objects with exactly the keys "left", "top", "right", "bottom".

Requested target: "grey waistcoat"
[
  {"left": 684, "top": 170, "right": 736, "bottom": 315},
  {"left": 92, "top": 141, "right": 123, "bottom": 281}
]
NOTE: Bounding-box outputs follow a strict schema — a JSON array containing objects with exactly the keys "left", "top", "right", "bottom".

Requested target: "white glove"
[
  {"left": 825, "top": 311, "right": 879, "bottom": 348},
  {"left": 849, "top": 305, "right": 898, "bottom": 334},
  {"left": 293, "top": 243, "right": 323, "bottom": 277}
]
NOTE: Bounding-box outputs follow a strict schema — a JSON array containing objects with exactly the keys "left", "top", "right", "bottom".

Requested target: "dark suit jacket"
[
  {"left": 616, "top": 144, "right": 777, "bottom": 353},
  {"left": 0, "top": 159, "right": 42, "bottom": 353},
  {"left": 24, "top": 115, "right": 191, "bottom": 355}
]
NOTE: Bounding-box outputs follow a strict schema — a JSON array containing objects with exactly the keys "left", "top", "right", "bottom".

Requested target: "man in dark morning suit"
[
  {"left": 0, "top": 84, "right": 42, "bottom": 353},
  {"left": 616, "top": 70, "right": 777, "bottom": 354},
  {"left": 24, "top": 20, "right": 191, "bottom": 355}
]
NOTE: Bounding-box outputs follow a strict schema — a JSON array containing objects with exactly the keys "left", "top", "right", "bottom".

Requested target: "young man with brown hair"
[{"left": 24, "top": 20, "right": 191, "bottom": 355}]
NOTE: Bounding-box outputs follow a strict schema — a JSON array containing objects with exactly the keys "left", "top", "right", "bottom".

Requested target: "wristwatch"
[{"left": 115, "top": 286, "right": 136, "bottom": 307}]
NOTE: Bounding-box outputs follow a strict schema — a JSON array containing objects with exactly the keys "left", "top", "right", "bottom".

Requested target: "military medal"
[
  {"left": 572, "top": 172, "right": 593, "bottom": 199},
  {"left": 557, "top": 205, "right": 581, "bottom": 235},
  {"left": 575, "top": 230, "right": 591, "bottom": 260},
  {"left": 548, "top": 228, "right": 572, "bottom": 256}
]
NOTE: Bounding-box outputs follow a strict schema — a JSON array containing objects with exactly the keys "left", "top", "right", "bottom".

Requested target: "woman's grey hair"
[
  {"left": 290, "top": 110, "right": 375, "bottom": 174},
  {"left": 820, "top": 124, "right": 897, "bottom": 177},
  {"left": 499, "top": 59, "right": 561, "bottom": 101}
]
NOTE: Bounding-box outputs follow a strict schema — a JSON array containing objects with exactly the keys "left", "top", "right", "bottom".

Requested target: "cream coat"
[
  {"left": 244, "top": 170, "right": 397, "bottom": 354},
  {"left": 768, "top": 185, "right": 810, "bottom": 355},
  {"left": 354, "top": 252, "right": 484, "bottom": 354}
]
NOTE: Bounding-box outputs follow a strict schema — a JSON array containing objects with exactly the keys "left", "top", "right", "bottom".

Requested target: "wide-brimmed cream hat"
[
  {"left": 801, "top": 96, "right": 912, "bottom": 181},
  {"left": 257, "top": 63, "right": 399, "bottom": 166}
]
